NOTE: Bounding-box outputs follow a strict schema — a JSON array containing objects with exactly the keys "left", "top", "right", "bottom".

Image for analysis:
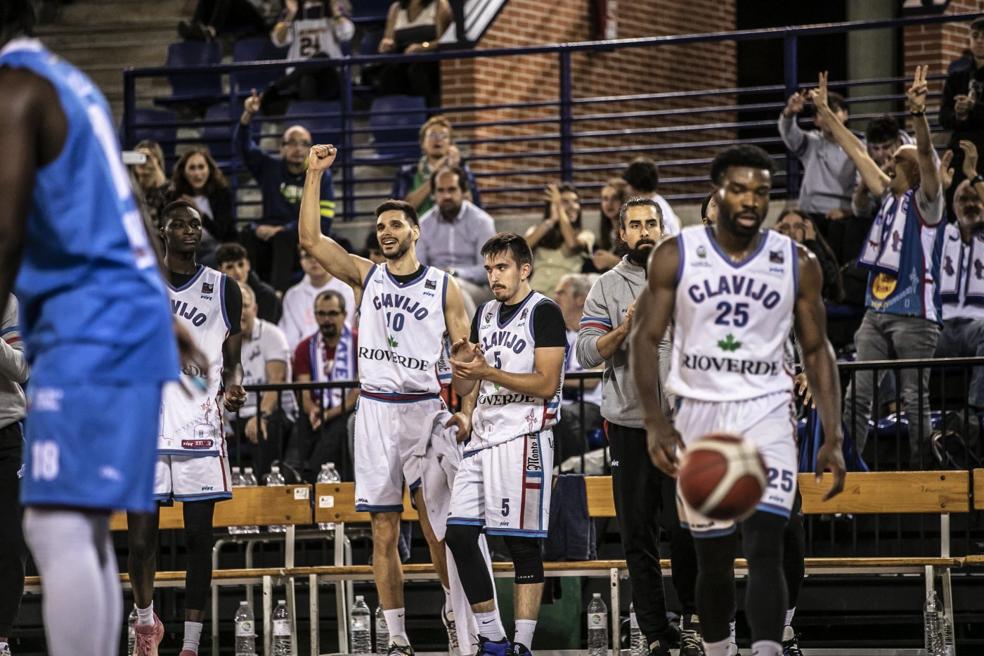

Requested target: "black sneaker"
[
  {"left": 781, "top": 627, "right": 803, "bottom": 656},
  {"left": 388, "top": 642, "right": 415, "bottom": 656},
  {"left": 647, "top": 639, "right": 671, "bottom": 656},
  {"left": 510, "top": 642, "right": 532, "bottom": 656},
  {"left": 679, "top": 614, "right": 704, "bottom": 656}
]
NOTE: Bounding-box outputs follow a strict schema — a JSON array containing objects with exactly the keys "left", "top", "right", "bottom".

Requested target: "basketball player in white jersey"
[
  {"left": 300, "top": 145, "right": 474, "bottom": 656},
  {"left": 631, "top": 145, "right": 846, "bottom": 656},
  {"left": 445, "top": 233, "right": 566, "bottom": 656},
  {"left": 127, "top": 201, "right": 245, "bottom": 656}
]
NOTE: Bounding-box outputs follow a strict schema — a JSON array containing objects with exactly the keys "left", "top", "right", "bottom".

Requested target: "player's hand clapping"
[
  {"left": 450, "top": 347, "right": 492, "bottom": 381},
  {"left": 450, "top": 337, "right": 482, "bottom": 364},
  {"left": 308, "top": 144, "right": 337, "bottom": 172}
]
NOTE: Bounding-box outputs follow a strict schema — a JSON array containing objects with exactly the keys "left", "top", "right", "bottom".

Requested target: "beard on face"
[
  {"left": 320, "top": 322, "right": 339, "bottom": 339},
  {"left": 384, "top": 235, "right": 413, "bottom": 261},
  {"left": 627, "top": 240, "right": 655, "bottom": 265}
]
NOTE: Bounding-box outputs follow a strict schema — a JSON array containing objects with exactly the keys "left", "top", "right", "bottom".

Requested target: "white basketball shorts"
[
  {"left": 154, "top": 454, "right": 232, "bottom": 503},
  {"left": 674, "top": 391, "right": 797, "bottom": 537},
  {"left": 447, "top": 430, "right": 554, "bottom": 538}
]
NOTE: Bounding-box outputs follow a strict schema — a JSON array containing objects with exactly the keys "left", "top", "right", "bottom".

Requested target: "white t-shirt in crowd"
[
  {"left": 279, "top": 274, "right": 356, "bottom": 353},
  {"left": 238, "top": 318, "right": 296, "bottom": 419}
]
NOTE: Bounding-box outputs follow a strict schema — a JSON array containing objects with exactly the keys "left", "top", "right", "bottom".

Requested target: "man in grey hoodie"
[{"left": 577, "top": 199, "right": 702, "bottom": 656}]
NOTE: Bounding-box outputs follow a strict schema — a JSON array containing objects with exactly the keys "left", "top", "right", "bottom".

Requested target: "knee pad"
[
  {"left": 444, "top": 524, "right": 482, "bottom": 557},
  {"left": 503, "top": 536, "right": 544, "bottom": 584}
]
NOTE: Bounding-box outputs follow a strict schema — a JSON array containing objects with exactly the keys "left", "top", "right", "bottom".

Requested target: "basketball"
[{"left": 678, "top": 433, "right": 767, "bottom": 521}]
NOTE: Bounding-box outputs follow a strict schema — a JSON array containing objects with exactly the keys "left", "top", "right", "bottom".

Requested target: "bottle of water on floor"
[
  {"left": 264, "top": 465, "right": 287, "bottom": 533},
  {"left": 351, "top": 595, "right": 372, "bottom": 653},
  {"left": 586, "top": 593, "right": 608, "bottom": 656},
  {"left": 127, "top": 607, "right": 137, "bottom": 656},
  {"left": 316, "top": 462, "right": 341, "bottom": 531},
  {"left": 375, "top": 605, "right": 389, "bottom": 653},
  {"left": 629, "top": 602, "right": 643, "bottom": 656},
  {"left": 242, "top": 467, "right": 261, "bottom": 533},
  {"left": 229, "top": 467, "right": 244, "bottom": 535},
  {"left": 272, "top": 600, "right": 292, "bottom": 656},
  {"left": 924, "top": 589, "right": 944, "bottom": 656},
  {"left": 235, "top": 600, "right": 256, "bottom": 656}
]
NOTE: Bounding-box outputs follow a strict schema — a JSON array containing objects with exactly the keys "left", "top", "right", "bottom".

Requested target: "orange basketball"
[{"left": 678, "top": 433, "right": 767, "bottom": 521}]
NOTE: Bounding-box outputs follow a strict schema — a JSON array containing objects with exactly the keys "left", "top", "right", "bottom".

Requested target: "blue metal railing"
[{"left": 122, "top": 11, "right": 983, "bottom": 223}]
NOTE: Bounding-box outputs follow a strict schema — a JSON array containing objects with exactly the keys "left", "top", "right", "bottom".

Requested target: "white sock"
[
  {"left": 782, "top": 625, "right": 795, "bottom": 641},
  {"left": 182, "top": 621, "right": 203, "bottom": 653},
  {"left": 136, "top": 603, "right": 154, "bottom": 626},
  {"left": 729, "top": 620, "right": 737, "bottom": 642},
  {"left": 703, "top": 637, "right": 732, "bottom": 656},
  {"left": 514, "top": 619, "right": 536, "bottom": 649},
  {"left": 784, "top": 607, "right": 796, "bottom": 628},
  {"left": 383, "top": 609, "right": 408, "bottom": 642},
  {"left": 474, "top": 610, "right": 505, "bottom": 641},
  {"left": 750, "top": 639, "right": 782, "bottom": 656}
]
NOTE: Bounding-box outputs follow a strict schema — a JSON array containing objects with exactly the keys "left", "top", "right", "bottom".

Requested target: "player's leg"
[
  {"left": 781, "top": 494, "right": 805, "bottom": 655},
  {"left": 692, "top": 531, "right": 739, "bottom": 656},
  {"left": 660, "top": 470, "right": 702, "bottom": 654},
  {"left": 181, "top": 500, "right": 217, "bottom": 655},
  {"left": 127, "top": 506, "right": 164, "bottom": 655},
  {"left": 371, "top": 511, "right": 409, "bottom": 647},
  {"left": 411, "top": 486, "right": 450, "bottom": 590},
  {"left": 0, "top": 432, "right": 25, "bottom": 653},
  {"left": 740, "top": 512, "right": 787, "bottom": 656},
  {"left": 503, "top": 535, "right": 544, "bottom": 652},
  {"left": 22, "top": 508, "right": 119, "bottom": 656}
]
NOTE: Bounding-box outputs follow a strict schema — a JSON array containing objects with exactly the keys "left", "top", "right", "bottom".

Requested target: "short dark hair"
[
  {"left": 865, "top": 115, "right": 901, "bottom": 145},
  {"left": 315, "top": 289, "right": 346, "bottom": 312},
  {"left": 481, "top": 232, "right": 534, "bottom": 271},
  {"left": 618, "top": 197, "right": 663, "bottom": 231},
  {"left": 710, "top": 145, "right": 775, "bottom": 185},
  {"left": 216, "top": 242, "right": 249, "bottom": 266},
  {"left": 430, "top": 165, "right": 468, "bottom": 193},
  {"left": 375, "top": 199, "right": 419, "bottom": 227},
  {"left": 826, "top": 91, "right": 847, "bottom": 115},
  {"left": 972, "top": 16, "right": 984, "bottom": 32},
  {"left": 622, "top": 157, "right": 660, "bottom": 193},
  {"left": 160, "top": 200, "right": 201, "bottom": 226},
  {"left": 1, "top": 0, "right": 35, "bottom": 37}
]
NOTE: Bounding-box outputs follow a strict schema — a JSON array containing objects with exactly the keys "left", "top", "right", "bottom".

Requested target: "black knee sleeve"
[
  {"left": 693, "top": 531, "right": 738, "bottom": 642},
  {"left": 183, "top": 502, "right": 216, "bottom": 611},
  {"left": 742, "top": 511, "right": 788, "bottom": 644},
  {"left": 503, "top": 536, "right": 544, "bottom": 585},
  {"left": 445, "top": 525, "right": 494, "bottom": 605},
  {"left": 783, "top": 507, "right": 805, "bottom": 610}
]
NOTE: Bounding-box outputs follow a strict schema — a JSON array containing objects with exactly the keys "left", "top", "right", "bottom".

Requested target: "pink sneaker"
[{"left": 133, "top": 615, "right": 164, "bottom": 656}]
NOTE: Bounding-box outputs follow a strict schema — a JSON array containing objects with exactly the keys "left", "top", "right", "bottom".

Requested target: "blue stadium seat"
[
  {"left": 129, "top": 108, "right": 177, "bottom": 159},
  {"left": 232, "top": 36, "right": 289, "bottom": 95},
  {"left": 368, "top": 95, "right": 426, "bottom": 161},
  {"left": 155, "top": 41, "right": 223, "bottom": 108},
  {"left": 201, "top": 103, "right": 236, "bottom": 166},
  {"left": 285, "top": 100, "right": 343, "bottom": 147}
]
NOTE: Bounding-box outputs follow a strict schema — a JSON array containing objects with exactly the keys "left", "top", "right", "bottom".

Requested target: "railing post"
[
  {"left": 559, "top": 50, "right": 574, "bottom": 183},
  {"left": 341, "top": 60, "right": 355, "bottom": 223},
  {"left": 782, "top": 34, "right": 799, "bottom": 197},
  {"left": 122, "top": 69, "right": 136, "bottom": 149}
]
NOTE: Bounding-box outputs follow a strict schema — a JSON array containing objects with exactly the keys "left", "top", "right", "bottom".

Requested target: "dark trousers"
[
  {"left": 231, "top": 411, "right": 291, "bottom": 481},
  {"left": 608, "top": 422, "right": 698, "bottom": 643},
  {"left": 240, "top": 226, "right": 300, "bottom": 292},
  {"left": 193, "top": 0, "right": 268, "bottom": 36},
  {"left": 0, "top": 423, "right": 25, "bottom": 636},
  {"left": 289, "top": 411, "right": 352, "bottom": 482}
]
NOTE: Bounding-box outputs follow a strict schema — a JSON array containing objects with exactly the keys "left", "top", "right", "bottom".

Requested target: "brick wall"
[{"left": 440, "top": 0, "right": 737, "bottom": 215}]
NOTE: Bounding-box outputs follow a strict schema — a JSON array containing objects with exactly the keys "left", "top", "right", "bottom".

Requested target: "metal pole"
[
  {"left": 559, "top": 50, "right": 574, "bottom": 183},
  {"left": 341, "top": 61, "right": 355, "bottom": 223},
  {"left": 782, "top": 34, "right": 799, "bottom": 197}
]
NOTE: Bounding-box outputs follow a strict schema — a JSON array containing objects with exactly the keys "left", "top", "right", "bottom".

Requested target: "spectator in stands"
[
  {"left": 132, "top": 140, "right": 172, "bottom": 227},
  {"left": 231, "top": 283, "right": 295, "bottom": 479},
  {"left": 587, "top": 177, "right": 627, "bottom": 274},
  {"left": 940, "top": 16, "right": 984, "bottom": 178},
  {"left": 779, "top": 87, "right": 857, "bottom": 233},
  {"left": 621, "top": 157, "right": 681, "bottom": 235},
  {"left": 178, "top": 0, "right": 270, "bottom": 41},
  {"left": 417, "top": 166, "right": 496, "bottom": 314},
  {"left": 773, "top": 208, "right": 844, "bottom": 303},
  {"left": 553, "top": 273, "right": 603, "bottom": 460},
  {"left": 236, "top": 90, "right": 336, "bottom": 291},
  {"left": 261, "top": 0, "right": 355, "bottom": 112},
  {"left": 525, "top": 182, "right": 594, "bottom": 296},
  {"left": 935, "top": 141, "right": 984, "bottom": 413},
  {"left": 375, "top": 0, "right": 453, "bottom": 105},
  {"left": 291, "top": 289, "right": 359, "bottom": 481},
  {"left": 813, "top": 68, "right": 943, "bottom": 467},
  {"left": 363, "top": 232, "right": 386, "bottom": 264},
  {"left": 217, "top": 242, "right": 283, "bottom": 324},
  {"left": 280, "top": 246, "right": 356, "bottom": 352},
  {"left": 170, "top": 146, "right": 235, "bottom": 265},
  {"left": 391, "top": 116, "right": 480, "bottom": 216}
]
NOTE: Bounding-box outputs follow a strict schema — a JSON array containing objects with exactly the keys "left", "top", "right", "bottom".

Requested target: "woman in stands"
[
  {"left": 170, "top": 146, "right": 236, "bottom": 266},
  {"left": 525, "top": 182, "right": 595, "bottom": 295},
  {"left": 375, "top": 0, "right": 453, "bottom": 105},
  {"left": 133, "top": 140, "right": 174, "bottom": 227},
  {"left": 774, "top": 207, "right": 844, "bottom": 304},
  {"left": 585, "top": 177, "right": 628, "bottom": 274}
]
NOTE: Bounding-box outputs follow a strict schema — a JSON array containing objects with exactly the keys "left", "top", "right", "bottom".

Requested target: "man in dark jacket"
[
  {"left": 217, "top": 242, "right": 283, "bottom": 324},
  {"left": 939, "top": 16, "right": 984, "bottom": 180}
]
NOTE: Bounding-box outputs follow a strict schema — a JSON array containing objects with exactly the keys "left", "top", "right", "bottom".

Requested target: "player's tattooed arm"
[
  {"left": 300, "top": 145, "right": 374, "bottom": 291},
  {"left": 630, "top": 237, "right": 685, "bottom": 476},
  {"left": 793, "top": 244, "right": 846, "bottom": 501}
]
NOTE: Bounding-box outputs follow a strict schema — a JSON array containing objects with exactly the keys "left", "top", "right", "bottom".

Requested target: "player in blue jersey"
[{"left": 0, "top": 3, "right": 194, "bottom": 655}]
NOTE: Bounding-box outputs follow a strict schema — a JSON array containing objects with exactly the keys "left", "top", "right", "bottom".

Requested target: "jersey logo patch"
[
  {"left": 202, "top": 282, "right": 214, "bottom": 294},
  {"left": 425, "top": 279, "right": 437, "bottom": 290},
  {"left": 769, "top": 250, "right": 784, "bottom": 264},
  {"left": 717, "top": 333, "right": 742, "bottom": 352},
  {"left": 181, "top": 439, "right": 215, "bottom": 450},
  {"left": 697, "top": 245, "right": 707, "bottom": 258}
]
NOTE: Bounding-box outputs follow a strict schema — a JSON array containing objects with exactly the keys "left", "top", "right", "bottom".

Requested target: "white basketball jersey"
[
  {"left": 471, "top": 292, "right": 564, "bottom": 448},
  {"left": 666, "top": 227, "right": 797, "bottom": 402},
  {"left": 159, "top": 267, "right": 230, "bottom": 455},
  {"left": 358, "top": 264, "right": 449, "bottom": 396}
]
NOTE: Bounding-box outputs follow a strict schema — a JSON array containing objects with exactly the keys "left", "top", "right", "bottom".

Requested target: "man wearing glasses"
[
  {"left": 392, "top": 116, "right": 482, "bottom": 215},
  {"left": 236, "top": 89, "right": 337, "bottom": 291}
]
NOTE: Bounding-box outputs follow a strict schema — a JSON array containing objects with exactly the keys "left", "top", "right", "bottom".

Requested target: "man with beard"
[
  {"left": 935, "top": 140, "right": 984, "bottom": 413},
  {"left": 631, "top": 145, "right": 845, "bottom": 656},
  {"left": 292, "top": 289, "right": 359, "bottom": 481},
  {"left": 418, "top": 166, "right": 497, "bottom": 315},
  {"left": 576, "top": 198, "right": 702, "bottom": 656},
  {"left": 300, "top": 145, "right": 476, "bottom": 655}
]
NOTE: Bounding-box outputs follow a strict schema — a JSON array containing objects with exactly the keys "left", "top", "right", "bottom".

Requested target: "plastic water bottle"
[
  {"left": 127, "top": 607, "right": 137, "bottom": 656},
  {"left": 942, "top": 607, "right": 955, "bottom": 656},
  {"left": 629, "top": 602, "right": 643, "bottom": 656},
  {"left": 924, "top": 590, "right": 944, "bottom": 656},
  {"left": 242, "top": 468, "right": 260, "bottom": 534},
  {"left": 317, "top": 462, "right": 341, "bottom": 531},
  {"left": 272, "top": 600, "right": 292, "bottom": 656},
  {"left": 375, "top": 605, "right": 389, "bottom": 653},
  {"left": 586, "top": 593, "right": 608, "bottom": 656},
  {"left": 235, "top": 600, "right": 257, "bottom": 656},
  {"left": 350, "top": 595, "right": 372, "bottom": 653},
  {"left": 229, "top": 467, "right": 244, "bottom": 535},
  {"left": 264, "top": 466, "right": 287, "bottom": 533}
]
